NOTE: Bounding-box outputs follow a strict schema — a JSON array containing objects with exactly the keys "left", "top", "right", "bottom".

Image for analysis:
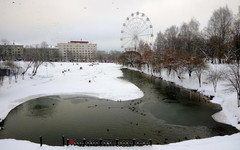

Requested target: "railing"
[
  {"left": 65, "top": 137, "right": 152, "bottom": 147},
  {"left": 39, "top": 136, "right": 152, "bottom": 147}
]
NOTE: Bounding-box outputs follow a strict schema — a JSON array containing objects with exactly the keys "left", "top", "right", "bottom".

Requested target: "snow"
[
  {"left": 0, "top": 133, "right": 240, "bottom": 150},
  {"left": 0, "top": 62, "right": 240, "bottom": 150},
  {"left": 0, "top": 62, "right": 144, "bottom": 121}
]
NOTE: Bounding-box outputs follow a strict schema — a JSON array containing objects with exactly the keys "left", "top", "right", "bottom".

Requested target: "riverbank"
[{"left": 126, "top": 64, "right": 240, "bottom": 130}]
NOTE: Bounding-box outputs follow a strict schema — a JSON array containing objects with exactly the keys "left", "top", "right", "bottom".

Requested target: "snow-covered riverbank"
[
  {"left": 129, "top": 63, "right": 240, "bottom": 130},
  {"left": 0, "top": 62, "right": 239, "bottom": 150}
]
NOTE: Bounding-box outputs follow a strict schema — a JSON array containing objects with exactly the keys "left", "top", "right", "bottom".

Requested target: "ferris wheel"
[{"left": 120, "top": 12, "right": 153, "bottom": 51}]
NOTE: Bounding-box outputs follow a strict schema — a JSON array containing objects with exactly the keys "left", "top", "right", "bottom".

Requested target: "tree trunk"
[
  {"left": 219, "top": 58, "right": 222, "bottom": 64},
  {"left": 198, "top": 75, "right": 201, "bottom": 88},
  {"left": 188, "top": 70, "right": 192, "bottom": 78},
  {"left": 238, "top": 93, "right": 240, "bottom": 107},
  {"left": 32, "top": 66, "right": 39, "bottom": 76},
  {"left": 168, "top": 67, "right": 172, "bottom": 76},
  {"left": 213, "top": 83, "right": 217, "bottom": 93},
  {"left": 14, "top": 74, "right": 17, "bottom": 83},
  {"left": 22, "top": 74, "right": 25, "bottom": 80}
]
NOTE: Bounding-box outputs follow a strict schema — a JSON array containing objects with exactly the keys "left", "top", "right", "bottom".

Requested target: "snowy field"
[{"left": 0, "top": 62, "right": 239, "bottom": 150}]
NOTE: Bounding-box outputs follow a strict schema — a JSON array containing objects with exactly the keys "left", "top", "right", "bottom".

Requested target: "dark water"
[{"left": 0, "top": 69, "right": 238, "bottom": 145}]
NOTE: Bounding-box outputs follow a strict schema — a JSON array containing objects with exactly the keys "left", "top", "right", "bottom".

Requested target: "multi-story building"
[
  {"left": 58, "top": 41, "right": 97, "bottom": 62},
  {"left": 0, "top": 44, "right": 24, "bottom": 61},
  {"left": 23, "top": 48, "right": 61, "bottom": 62}
]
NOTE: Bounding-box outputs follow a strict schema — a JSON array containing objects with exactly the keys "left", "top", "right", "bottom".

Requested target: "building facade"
[
  {"left": 23, "top": 48, "right": 61, "bottom": 62},
  {"left": 58, "top": 41, "right": 97, "bottom": 62},
  {"left": 0, "top": 44, "right": 24, "bottom": 61}
]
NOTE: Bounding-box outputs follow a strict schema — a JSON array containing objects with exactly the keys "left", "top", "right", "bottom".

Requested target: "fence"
[
  {"left": 64, "top": 137, "right": 152, "bottom": 147},
  {"left": 39, "top": 136, "right": 152, "bottom": 147}
]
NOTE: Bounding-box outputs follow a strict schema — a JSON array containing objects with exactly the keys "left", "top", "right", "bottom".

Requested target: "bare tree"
[
  {"left": 0, "top": 64, "right": 4, "bottom": 86},
  {"left": 142, "top": 43, "right": 154, "bottom": 73},
  {"left": 138, "top": 40, "right": 146, "bottom": 55},
  {"left": 40, "top": 41, "right": 49, "bottom": 48},
  {"left": 206, "top": 67, "right": 224, "bottom": 92},
  {"left": 165, "top": 25, "right": 179, "bottom": 50},
  {"left": 97, "top": 50, "right": 108, "bottom": 62},
  {"left": 108, "top": 50, "right": 122, "bottom": 63},
  {"left": 179, "top": 18, "right": 200, "bottom": 53},
  {"left": 51, "top": 49, "right": 62, "bottom": 62},
  {"left": 205, "top": 6, "right": 233, "bottom": 63},
  {"left": 31, "top": 48, "right": 50, "bottom": 77},
  {"left": 0, "top": 39, "right": 11, "bottom": 61},
  {"left": 120, "top": 51, "right": 141, "bottom": 67},
  {"left": 154, "top": 31, "right": 166, "bottom": 74},
  {"left": 118, "top": 54, "right": 127, "bottom": 66},
  {"left": 193, "top": 58, "right": 207, "bottom": 87},
  {"left": 226, "top": 63, "right": 240, "bottom": 107},
  {"left": 232, "top": 8, "right": 240, "bottom": 64},
  {"left": 154, "top": 31, "right": 167, "bottom": 56},
  {"left": 161, "top": 50, "right": 176, "bottom": 76},
  {"left": 23, "top": 42, "right": 51, "bottom": 77},
  {"left": 184, "top": 53, "right": 197, "bottom": 78},
  {"left": 22, "top": 61, "right": 34, "bottom": 79},
  {"left": 161, "top": 50, "right": 187, "bottom": 80}
]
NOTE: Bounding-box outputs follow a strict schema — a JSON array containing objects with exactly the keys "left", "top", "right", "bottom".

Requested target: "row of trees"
[
  {"left": 154, "top": 6, "right": 240, "bottom": 64},
  {"left": 119, "top": 45, "right": 240, "bottom": 107},
  {"left": 97, "top": 50, "right": 122, "bottom": 63},
  {"left": 119, "top": 49, "right": 206, "bottom": 86}
]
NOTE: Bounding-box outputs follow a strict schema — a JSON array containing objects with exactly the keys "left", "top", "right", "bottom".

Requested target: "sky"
[{"left": 0, "top": 0, "right": 239, "bottom": 51}]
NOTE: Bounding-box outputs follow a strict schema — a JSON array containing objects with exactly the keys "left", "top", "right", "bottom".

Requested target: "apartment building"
[
  {"left": 0, "top": 44, "right": 24, "bottom": 61},
  {"left": 58, "top": 41, "right": 97, "bottom": 62}
]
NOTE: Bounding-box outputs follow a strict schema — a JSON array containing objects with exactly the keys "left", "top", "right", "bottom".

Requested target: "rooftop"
[{"left": 69, "top": 41, "right": 89, "bottom": 44}]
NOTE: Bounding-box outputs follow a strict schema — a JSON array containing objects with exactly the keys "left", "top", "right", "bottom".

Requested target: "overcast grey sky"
[{"left": 0, "top": 0, "right": 239, "bottom": 51}]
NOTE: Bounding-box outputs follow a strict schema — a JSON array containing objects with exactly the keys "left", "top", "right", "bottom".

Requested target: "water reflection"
[{"left": 26, "top": 96, "right": 60, "bottom": 118}]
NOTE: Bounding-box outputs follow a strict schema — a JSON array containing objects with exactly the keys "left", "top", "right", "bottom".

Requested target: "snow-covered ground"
[
  {"left": 0, "top": 62, "right": 143, "bottom": 121},
  {"left": 0, "top": 62, "right": 239, "bottom": 150}
]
